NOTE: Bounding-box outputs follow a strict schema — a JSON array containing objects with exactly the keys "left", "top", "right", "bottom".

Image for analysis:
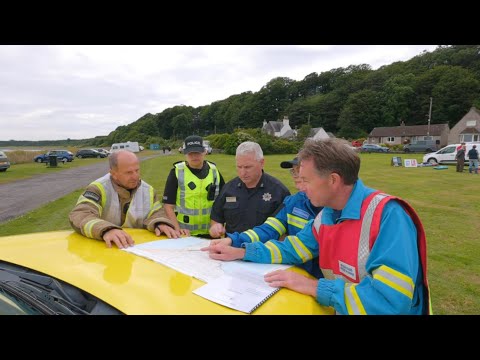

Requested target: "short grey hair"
[
  {"left": 236, "top": 141, "right": 264, "bottom": 161},
  {"left": 298, "top": 138, "right": 360, "bottom": 185}
]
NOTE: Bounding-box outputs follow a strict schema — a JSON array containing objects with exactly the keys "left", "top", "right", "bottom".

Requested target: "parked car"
[
  {"left": 0, "top": 229, "right": 331, "bottom": 315},
  {"left": 351, "top": 140, "right": 364, "bottom": 147},
  {"left": 75, "top": 149, "right": 107, "bottom": 159},
  {"left": 95, "top": 148, "right": 111, "bottom": 156},
  {"left": 0, "top": 151, "right": 10, "bottom": 172},
  {"left": 203, "top": 140, "right": 213, "bottom": 154},
  {"left": 34, "top": 150, "right": 74, "bottom": 163},
  {"left": 403, "top": 140, "right": 437, "bottom": 153},
  {"left": 360, "top": 144, "right": 390, "bottom": 153}
]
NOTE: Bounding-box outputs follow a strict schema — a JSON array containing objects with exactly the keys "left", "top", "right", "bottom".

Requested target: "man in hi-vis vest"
[
  {"left": 69, "top": 150, "right": 179, "bottom": 249},
  {"left": 204, "top": 138, "right": 431, "bottom": 315},
  {"left": 162, "top": 135, "right": 225, "bottom": 237}
]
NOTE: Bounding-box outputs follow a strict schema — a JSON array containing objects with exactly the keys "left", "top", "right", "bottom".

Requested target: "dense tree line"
[
  {"left": 4, "top": 46, "right": 480, "bottom": 149},
  {"left": 105, "top": 45, "right": 479, "bottom": 144}
]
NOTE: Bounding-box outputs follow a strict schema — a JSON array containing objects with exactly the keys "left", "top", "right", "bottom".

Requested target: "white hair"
[{"left": 236, "top": 141, "right": 264, "bottom": 161}]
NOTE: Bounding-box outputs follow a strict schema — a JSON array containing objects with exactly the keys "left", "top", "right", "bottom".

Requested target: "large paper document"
[
  {"left": 123, "top": 237, "right": 291, "bottom": 283},
  {"left": 193, "top": 269, "right": 280, "bottom": 314}
]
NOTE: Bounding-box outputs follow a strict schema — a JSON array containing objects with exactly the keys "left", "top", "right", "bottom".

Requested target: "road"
[{"left": 0, "top": 154, "right": 163, "bottom": 224}]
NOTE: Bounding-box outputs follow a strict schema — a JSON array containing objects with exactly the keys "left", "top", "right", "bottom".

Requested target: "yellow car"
[{"left": 0, "top": 229, "right": 333, "bottom": 315}]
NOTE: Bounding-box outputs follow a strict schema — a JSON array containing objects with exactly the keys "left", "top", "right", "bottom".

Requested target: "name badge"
[
  {"left": 339, "top": 260, "right": 356, "bottom": 280},
  {"left": 226, "top": 196, "right": 237, "bottom": 203}
]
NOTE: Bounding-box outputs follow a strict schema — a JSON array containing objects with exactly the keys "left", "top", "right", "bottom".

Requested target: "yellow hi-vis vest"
[
  {"left": 174, "top": 161, "right": 219, "bottom": 235},
  {"left": 78, "top": 174, "right": 156, "bottom": 228}
]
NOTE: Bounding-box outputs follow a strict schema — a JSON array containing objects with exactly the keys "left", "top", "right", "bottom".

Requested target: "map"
[{"left": 123, "top": 237, "right": 291, "bottom": 283}]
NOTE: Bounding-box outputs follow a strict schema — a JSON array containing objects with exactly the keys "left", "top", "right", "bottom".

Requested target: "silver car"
[{"left": 0, "top": 151, "right": 10, "bottom": 172}]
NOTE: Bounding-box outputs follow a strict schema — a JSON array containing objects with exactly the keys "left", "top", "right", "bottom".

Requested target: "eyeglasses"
[{"left": 289, "top": 168, "right": 299, "bottom": 178}]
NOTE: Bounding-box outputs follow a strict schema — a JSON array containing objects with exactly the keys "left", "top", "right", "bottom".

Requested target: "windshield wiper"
[
  {"left": 0, "top": 281, "right": 57, "bottom": 315},
  {"left": 0, "top": 269, "right": 90, "bottom": 315}
]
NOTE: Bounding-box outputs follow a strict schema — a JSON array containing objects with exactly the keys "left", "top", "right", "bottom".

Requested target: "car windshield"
[{"left": 0, "top": 261, "right": 123, "bottom": 315}]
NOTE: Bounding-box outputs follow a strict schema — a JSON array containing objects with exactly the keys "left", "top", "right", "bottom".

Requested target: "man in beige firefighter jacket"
[{"left": 69, "top": 150, "right": 180, "bottom": 248}]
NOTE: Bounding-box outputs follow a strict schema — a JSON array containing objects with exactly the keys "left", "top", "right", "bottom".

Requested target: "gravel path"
[{"left": 0, "top": 154, "right": 162, "bottom": 224}]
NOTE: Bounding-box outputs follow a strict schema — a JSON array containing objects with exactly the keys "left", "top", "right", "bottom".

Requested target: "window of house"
[
  {"left": 462, "top": 134, "right": 480, "bottom": 142},
  {"left": 387, "top": 137, "right": 394, "bottom": 142}
]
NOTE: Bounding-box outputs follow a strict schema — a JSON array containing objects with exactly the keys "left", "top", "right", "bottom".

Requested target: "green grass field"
[{"left": 1, "top": 151, "right": 479, "bottom": 314}]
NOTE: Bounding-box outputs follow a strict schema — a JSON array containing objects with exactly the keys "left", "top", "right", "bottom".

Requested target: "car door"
[{"left": 436, "top": 145, "right": 456, "bottom": 164}]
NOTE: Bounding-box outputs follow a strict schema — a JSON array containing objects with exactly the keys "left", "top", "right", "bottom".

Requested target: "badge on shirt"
[
  {"left": 226, "top": 196, "right": 237, "bottom": 203},
  {"left": 83, "top": 191, "right": 100, "bottom": 203},
  {"left": 292, "top": 207, "right": 309, "bottom": 219},
  {"left": 339, "top": 260, "right": 356, "bottom": 280},
  {"left": 262, "top": 192, "right": 272, "bottom": 202}
]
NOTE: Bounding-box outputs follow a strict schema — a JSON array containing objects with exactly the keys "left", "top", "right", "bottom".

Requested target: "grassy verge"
[{"left": 0, "top": 152, "right": 478, "bottom": 314}]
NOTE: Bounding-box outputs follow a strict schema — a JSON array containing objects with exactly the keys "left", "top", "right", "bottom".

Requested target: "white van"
[
  {"left": 423, "top": 142, "right": 480, "bottom": 164},
  {"left": 110, "top": 141, "right": 140, "bottom": 153}
]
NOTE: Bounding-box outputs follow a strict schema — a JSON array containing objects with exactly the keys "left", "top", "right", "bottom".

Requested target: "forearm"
[
  {"left": 233, "top": 217, "right": 285, "bottom": 247},
  {"left": 163, "top": 204, "right": 181, "bottom": 231},
  {"left": 69, "top": 203, "right": 120, "bottom": 240},
  {"left": 144, "top": 204, "right": 176, "bottom": 232},
  {"left": 244, "top": 222, "right": 317, "bottom": 265}
]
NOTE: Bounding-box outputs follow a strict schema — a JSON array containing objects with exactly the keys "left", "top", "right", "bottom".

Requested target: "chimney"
[{"left": 283, "top": 115, "right": 289, "bottom": 127}]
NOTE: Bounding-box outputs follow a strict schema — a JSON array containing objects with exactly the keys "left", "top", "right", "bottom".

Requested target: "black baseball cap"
[
  {"left": 280, "top": 157, "right": 299, "bottom": 168},
  {"left": 183, "top": 135, "right": 204, "bottom": 154}
]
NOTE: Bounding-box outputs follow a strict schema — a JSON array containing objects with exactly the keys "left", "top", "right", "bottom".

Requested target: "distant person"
[
  {"left": 211, "top": 157, "right": 323, "bottom": 278},
  {"left": 162, "top": 135, "right": 225, "bottom": 237},
  {"left": 203, "top": 138, "right": 431, "bottom": 315},
  {"left": 209, "top": 141, "right": 290, "bottom": 238},
  {"left": 468, "top": 144, "right": 479, "bottom": 174},
  {"left": 455, "top": 143, "right": 466, "bottom": 172},
  {"left": 69, "top": 150, "right": 180, "bottom": 248}
]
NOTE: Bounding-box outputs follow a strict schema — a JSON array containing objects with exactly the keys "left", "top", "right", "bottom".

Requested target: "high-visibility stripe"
[
  {"left": 181, "top": 223, "right": 209, "bottom": 231},
  {"left": 83, "top": 219, "right": 103, "bottom": 238},
  {"left": 148, "top": 200, "right": 163, "bottom": 218},
  {"left": 287, "top": 213, "right": 308, "bottom": 229},
  {"left": 286, "top": 235, "right": 313, "bottom": 262},
  {"left": 345, "top": 283, "right": 367, "bottom": 315},
  {"left": 76, "top": 196, "right": 102, "bottom": 214},
  {"left": 91, "top": 181, "right": 107, "bottom": 209},
  {"left": 358, "top": 193, "right": 388, "bottom": 280},
  {"left": 373, "top": 266, "right": 415, "bottom": 299},
  {"left": 245, "top": 229, "right": 260, "bottom": 243},
  {"left": 265, "top": 242, "right": 282, "bottom": 263},
  {"left": 264, "top": 217, "right": 285, "bottom": 235}
]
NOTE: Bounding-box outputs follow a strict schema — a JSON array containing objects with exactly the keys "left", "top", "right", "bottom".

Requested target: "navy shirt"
[{"left": 210, "top": 171, "right": 290, "bottom": 233}]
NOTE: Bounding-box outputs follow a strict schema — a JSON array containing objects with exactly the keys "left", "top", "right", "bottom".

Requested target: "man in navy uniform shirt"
[{"left": 209, "top": 141, "right": 290, "bottom": 238}]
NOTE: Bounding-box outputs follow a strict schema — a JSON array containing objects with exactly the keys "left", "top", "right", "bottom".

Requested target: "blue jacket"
[
  {"left": 228, "top": 192, "right": 323, "bottom": 278},
  {"left": 243, "top": 179, "right": 426, "bottom": 315}
]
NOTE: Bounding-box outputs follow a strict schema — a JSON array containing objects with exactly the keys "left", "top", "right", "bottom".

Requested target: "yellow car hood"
[{"left": 0, "top": 229, "right": 333, "bottom": 315}]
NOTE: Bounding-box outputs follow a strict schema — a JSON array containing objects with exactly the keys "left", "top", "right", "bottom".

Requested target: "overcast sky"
[{"left": 0, "top": 45, "right": 439, "bottom": 141}]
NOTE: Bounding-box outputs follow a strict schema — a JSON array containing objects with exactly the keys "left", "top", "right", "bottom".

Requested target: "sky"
[{"left": 0, "top": 45, "right": 439, "bottom": 141}]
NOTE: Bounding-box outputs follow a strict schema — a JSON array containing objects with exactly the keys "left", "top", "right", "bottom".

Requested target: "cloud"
[{"left": 0, "top": 45, "right": 438, "bottom": 141}]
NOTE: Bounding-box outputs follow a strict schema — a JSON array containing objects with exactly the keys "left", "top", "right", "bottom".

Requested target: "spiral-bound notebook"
[{"left": 193, "top": 270, "right": 280, "bottom": 314}]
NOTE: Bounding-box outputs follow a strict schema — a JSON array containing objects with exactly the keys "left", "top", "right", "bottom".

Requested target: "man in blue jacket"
[{"left": 203, "top": 138, "right": 431, "bottom": 315}]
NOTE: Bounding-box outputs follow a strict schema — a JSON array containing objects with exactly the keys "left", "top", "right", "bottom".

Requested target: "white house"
[
  {"left": 311, "top": 127, "right": 331, "bottom": 141},
  {"left": 262, "top": 116, "right": 296, "bottom": 139}
]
